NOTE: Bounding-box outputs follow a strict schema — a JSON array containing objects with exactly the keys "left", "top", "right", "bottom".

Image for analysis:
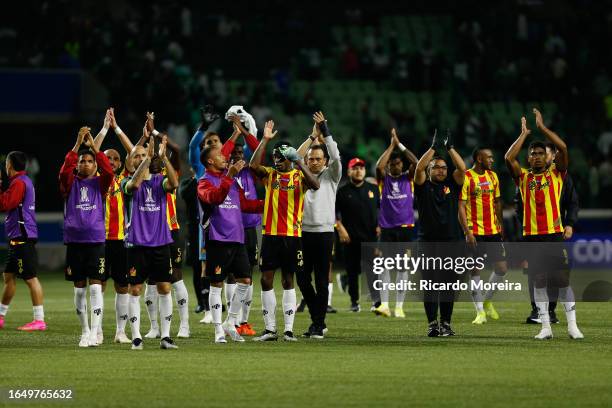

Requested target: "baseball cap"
[{"left": 348, "top": 157, "right": 365, "bottom": 169}]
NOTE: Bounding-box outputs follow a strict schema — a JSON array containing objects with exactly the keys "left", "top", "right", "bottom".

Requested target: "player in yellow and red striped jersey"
[
  {"left": 249, "top": 120, "right": 320, "bottom": 341},
  {"left": 459, "top": 147, "right": 508, "bottom": 325},
  {"left": 505, "top": 109, "right": 583, "bottom": 340}
]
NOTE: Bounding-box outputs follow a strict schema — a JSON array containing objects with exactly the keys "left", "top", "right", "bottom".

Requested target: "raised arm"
[
  {"left": 445, "top": 131, "right": 466, "bottom": 186},
  {"left": 376, "top": 129, "right": 399, "bottom": 181},
  {"left": 159, "top": 136, "right": 179, "bottom": 192},
  {"left": 505, "top": 116, "right": 530, "bottom": 179},
  {"left": 125, "top": 139, "right": 154, "bottom": 193},
  {"left": 414, "top": 129, "right": 439, "bottom": 185},
  {"left": 189, "top": 106, "right": 219, "bottom": 177},
  {"left": 93, "top": 110, "right": 112, "bottom": 151},
  {"left": 296, "top": 159, "right": 320, "bottom": 190},
  {"left": 395, "top": 129, "right": 418, "bottom": 179},
  {"left": 315, "top": 112, "right": 342, "bottom": 182},
  {"left": 250, "top": 120, "right": 276, "bottom": 178},
  {"left": 534, "top": 108, "right": 568, "bottom": 172},
  {"left": 297, "top": 123, "right": 319, "bottom": 158},
  {"left": 60, "top": 127, "right": 87, "bottom": 197},
  {"left": 109, "top": 108, "right": 135, "bottom": 153}
]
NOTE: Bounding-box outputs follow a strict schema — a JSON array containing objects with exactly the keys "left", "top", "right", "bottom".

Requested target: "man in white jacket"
[{"left": 296, "top": 111, "right": 342, "bottom": 339}]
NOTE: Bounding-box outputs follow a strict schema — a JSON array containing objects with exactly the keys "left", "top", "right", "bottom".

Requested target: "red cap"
[{"left": 348, "top": 157, "right": 365, "bottom": 169}]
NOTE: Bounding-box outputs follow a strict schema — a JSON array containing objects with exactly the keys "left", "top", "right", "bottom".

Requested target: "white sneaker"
[
  {"left": 88, "top": 332, "right": 99, "bottom": 347},
  {"left": 200, "top": 311, "right": 213, "bottom": 324},
  {"left": 534, "top": 327, "right": 553, "bottom": 340},
  {"left": 568, "top": 324, "right": 584, "bottom": 339},
  {"left": 222, "top": 321, "right": 245, "bottom": 342},
  {"left": 79, "top": 332, "right": 90, "bottom": 348},
  {"left": 97, "top": 330, "right": 104, "bottom": 345},
  {"left": 144, "top": 327, "right": 160, "bottom": 339},
  {"left": 177, "top": 326, "right": 190, "bottom": 338},
  {"left": 215, "top": 335, "right": 227, "bottom": 344},
  {"left": 114, "top": 331, "right": 131, "bottom": 344},
  {"left": 131, "top": 338, "right": 144, "bottom": 350}
]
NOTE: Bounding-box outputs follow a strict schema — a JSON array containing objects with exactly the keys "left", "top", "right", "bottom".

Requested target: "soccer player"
[
  {"left": 198, "top": 148, "right": 263, "bottom": 343},
  {"left": 505, "top": 110, "right": 583, "bottom": 340},
  {"left": 249, "top": 120, "right": 320, "bottom": 341},
  {"left": 0, "top": 151, "right": 46, "bottom": 331},
  {"left": 91, "top": 110, "right": 132, "bottom": 344},
  {"left": 60, "top": 126, "right": 114, "bottom": 347},
  {"left": 335, "top": 158, "right": 380, "bottom": 312},
  {"left": 295, "top": 111, "right": 341, "bottom": 338},
  {"left": 122, "top": 134, "right": 179, "bottom": 350},
  {"left": 458, "top": 147, "right": 509, "bottom": 324},
  {"left": 414, "top": 130, "right": 466, "bottom": 337},
  {"left": 374, "top": 128, "right": 418, "bottom": 318}
]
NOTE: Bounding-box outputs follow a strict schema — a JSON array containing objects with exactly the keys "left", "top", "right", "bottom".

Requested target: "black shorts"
[
  {"left": 170, "top": 229, "right": 184, "bottom": 269},
  {"left": 5, "top": 240, "right": 38, "bottom": 280},
  {"left": 65, "top": 243, "right": 106, "bottom": 282},
  {"left": 379, "top": 226, "right": 414, "bottom": 243},
  {"left": 469, "top": 234, "right": 506, "bottom": 264},
  {"left": 244, "top": 227, "right": 259, "bottom": 267},
  {"left": 105, "top": 240, "right": 128, "bottom": 286},
  {"left": 259, "top": 235, "right": 303, "bottom": 274},
  {"left": 205, "top": 240, "right": 252, "bottom": 283},
  {"left": 522, "top": 233, "right": 568, "bottom": 273},
  {"left": 127, "top": 245, "right": 173, "bottom": 285}
]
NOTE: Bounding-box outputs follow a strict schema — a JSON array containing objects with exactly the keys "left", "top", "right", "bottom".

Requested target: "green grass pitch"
[{"left": 1, "top": 271, "right": 611, "bottom": 408}]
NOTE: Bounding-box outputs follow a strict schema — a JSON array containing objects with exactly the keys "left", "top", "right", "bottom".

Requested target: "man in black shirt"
[
  {"left": 414, "top": 130, "right": 466, "bottom": 337},
  {"left": 336, "top": 158, "right": 380, "bottom": 312}
]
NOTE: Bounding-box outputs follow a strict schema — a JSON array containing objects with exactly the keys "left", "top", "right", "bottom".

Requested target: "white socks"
[
  {"left": 396, "top": 271, "right": 409, "bottom": 306},
  {"left": 33, "top": 305, "right": 44, "bottom": 321},
  {"left": 484, "top": 272, "right": 506, "bottom": 300},
  {"left": 74, "top": 287, "right": 89, "bottom": 334},
  {"left": 172, "top": 280, "right": 189, "bottom": 329},
  {"left": 559, "top": 286, "right": 577, "bottom": 326},
  {"left": 240, "top": 284, "right": 253, "bottom": 324},
  {"left": 129, "top": 295, "right": 141, "bottom": 340},
  {"left": 534, "top": 287, "right": 551, "bottom": 329},
  {"left": 261, "top": 289, "right": 277, "bottom": 332},
  {"left": 158, "top": 292, "right": 173, "bottom": 339},
  {"left": 225, "top": 282, "right": 236, "bottom": 308},
  {"left": 327, "top": 282, "right": 333, "bottom": 307},
  {"left": 282, "top": 289, "right": 296, "bottom": 333},
  {"left": 471, "top": 275, "right": 484, "bottom": 312},
  {"left": 0, "top": 303, "right": 9, "bottom": 317},
  {"left": 115, "top": 293, "right": 129, "bottom": 333},
  {"left": 227, "top": 283, "right": 249, "bottom": 326},
  {"left": 144, "top": 283, "right": 159, "bottom": 330},
  {"left": 209, "top": 286, "right": 224, "bottom": 338}
]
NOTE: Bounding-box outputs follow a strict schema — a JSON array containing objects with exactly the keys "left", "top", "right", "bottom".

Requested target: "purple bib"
[
  {"left": 201, "top": 171, "right": 245, "bottom": 244},
  {"left": 379, "top": 173, "right": 415, "bottom": 228},
  {"left": 5, "top": 174, "right": 38, "bottom": 240},
  {"left": 236, "top": 167, "right": 261, "bottom": 229},
  {"left": 125, "top": 174, "right": 172, "bottom": 247},
  {"left": 63, "top": 176, "right": 105, "bottom": 243}
]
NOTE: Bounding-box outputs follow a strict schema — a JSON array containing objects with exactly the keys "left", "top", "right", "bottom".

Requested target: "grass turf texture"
[{"left": 1, "top": 271, "right": 611, "bottom": 408}]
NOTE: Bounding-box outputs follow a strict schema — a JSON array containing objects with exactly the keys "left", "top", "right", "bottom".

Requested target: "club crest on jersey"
[
  {"left": 443, "top": 186, "right": 451, "bottom": 195},
  {"left": 215, "top": 265, "right": 222, "bottom": 275},
  {"left": 129, "top": 267, "right": 137, "bottom": 277},
  {"left": 368, "top": 190, "right": 374, "bottom": 198},
  {"left": 80, "top": 186, "right": 89, "bottom": 202},
  {"left": 391, "top": 181, "right": 400, "bottom": 194}
]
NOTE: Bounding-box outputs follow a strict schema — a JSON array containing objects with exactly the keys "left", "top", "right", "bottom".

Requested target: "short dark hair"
[
  {"left": 544, "top": 142, "right": 557, "bottom": 152},
  {"left": 390, "top": 151, "right": 402, "bottom": 162},
  {"left": 200, "top": 146, "right": 216, "bottom": 167},
  {"left": 308, "top": 144, "right": 329, "bottom": 160},
  {"left": 6, "top": 151, "right": 27, "bottom": 171},
  {"left": 273, "top": 140, "right": 292, "bottom": 150},
  {"left": 200, "top": 131, "right": 220, "bottom": 150},
  {"left": 472, "top": 146, "right": 489, "bottom": 163},
  {"left": 528, "top": 141, "right": 547, "bottom": 153},
  {"left": 77, "top": 149, "right": 95, "bottom": 160}
]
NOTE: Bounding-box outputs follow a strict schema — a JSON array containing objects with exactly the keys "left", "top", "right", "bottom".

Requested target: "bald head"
[
  {"left": 130, "top": 145, "right": 148, "bottom": 171},
  {"left": 104, "top": 149, "right": 122, "bottom": 173}
]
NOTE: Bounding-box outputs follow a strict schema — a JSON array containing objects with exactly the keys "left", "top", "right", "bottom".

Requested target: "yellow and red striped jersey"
[
  {"left": 517, "top": 164, "right": 565, "bottom": 236},
  {"left": 261, "top": 167, "right": 306, "bottom": 237},
  {"left": 166, "top": 190, "right": 180, "bottom": 231},
  {"left": 105, "top": 172, "right": 126, "bottom": 240},
  {"left": 460, "top": 169, "right": 501, "bottom": 236}
]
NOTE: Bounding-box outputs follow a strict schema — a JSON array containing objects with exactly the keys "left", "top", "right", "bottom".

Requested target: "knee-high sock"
[
  {"left": 327, "top": 282, "right": 333, "bottom": 307},
  {"left": 534, "top": 287, "right": 551, "bottom": 329},
  {"left": 227, "top": 283, "right": 249, "bottom": 326},
  {"left": 282, "top": 289, "right": 296, "bottom": 332},
  {"left": 33, "top": 305, "right": 44, "bottom": 321},
  {"left": 128, "top": 295, "right": 141, "bottom": 340},
  {"left": 74, "top": 287, "right": 89, "bottom": 334},
  {"left": 158, "top": 292, "right": 173, "bottom": 339},
  {"left": 224, "top": 282, "right": 236, "bottom": 308},
  {"left": 89, "top": 284, "right": 103, "bottom": 336},
  {"left": 558, "top": 286, "right": 577, "bottom": 326},
  {"left": 115, "top": 293, "right": 129, "bottom": 333},
  {"left": 395, "top": 271, "right": 409, "bottom": 308},
  {"left": 261, "top": 289, "right": 277, "bottom": 332},
  {"left": 484, "top": 272, "right": 506, "bottom": 300},
  {"left": 144, "top": 283, "right": 159, "bottom": 330},
  {"left": 380, "top": 269, "right": 390, "bottom": 306},
  {"left": 209, "top": 286, "right": 223, "bottom": 338},
  {"left": 240, "top": 284, "right": 253, "bottom": 324},
  {"left": 172, "top": 280, "right": 189, "bottom": 328},
  {"left": 470, "top": 275, "right": 484, "bottom": 312}
]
